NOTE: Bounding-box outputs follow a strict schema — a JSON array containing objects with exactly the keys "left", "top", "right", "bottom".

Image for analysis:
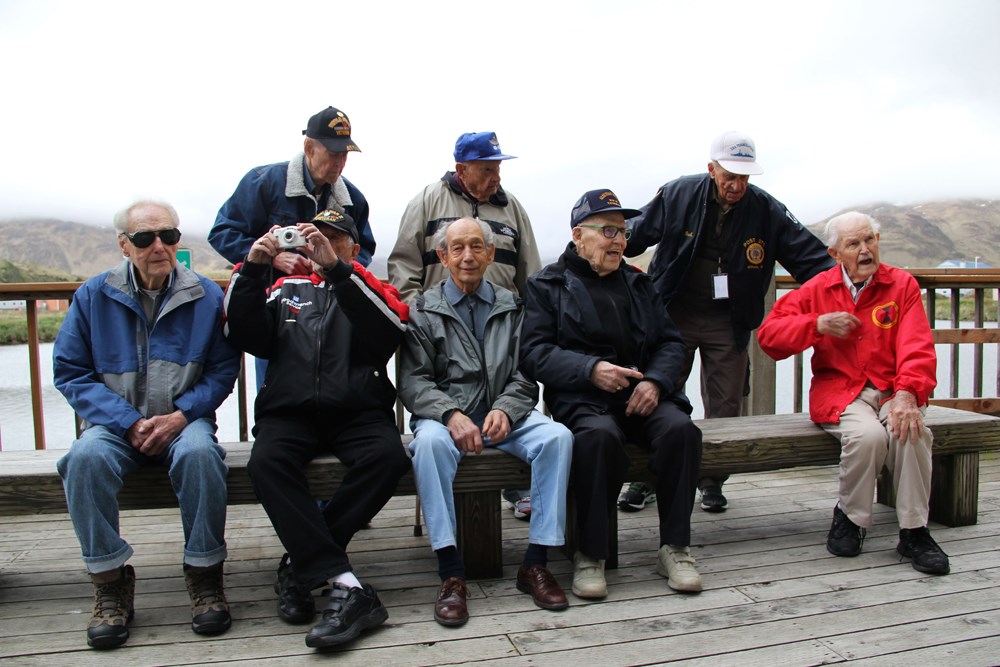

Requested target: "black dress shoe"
[
  {"left": 305, "top": 583, "right": 388, "bottom": 648},
  {"left": 274, "top": 554, "right": 315, "bottom": 624}
]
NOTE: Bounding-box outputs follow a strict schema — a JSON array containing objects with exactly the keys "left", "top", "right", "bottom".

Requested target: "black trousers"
[
  {"left": 561, "top": 401, "right": 702, "bottom": 560},
  {"left": 247, "top": 409, "right": 411, "bottom": 591}
]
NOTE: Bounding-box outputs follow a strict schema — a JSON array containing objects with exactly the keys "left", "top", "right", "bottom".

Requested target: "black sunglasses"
[{"left": 124, "top": 228, "right": 182, "bottom": 248}]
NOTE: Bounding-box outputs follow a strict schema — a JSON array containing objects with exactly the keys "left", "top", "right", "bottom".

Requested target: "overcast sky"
[{"left": 2, "top": 0, "right": 998, "bottom": 262}]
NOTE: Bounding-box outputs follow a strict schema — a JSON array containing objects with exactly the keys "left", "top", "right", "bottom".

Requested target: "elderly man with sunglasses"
[
  {"left": 54, "top": 200, "right": 241, "bottom": 649},
  {"left": 519, "top": 189, "right": 703, "bottom": 599}
]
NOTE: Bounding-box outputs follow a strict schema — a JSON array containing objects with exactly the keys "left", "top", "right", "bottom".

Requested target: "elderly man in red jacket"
[{"left": 758, "top": 211, "right": 949, "bottom": 575}]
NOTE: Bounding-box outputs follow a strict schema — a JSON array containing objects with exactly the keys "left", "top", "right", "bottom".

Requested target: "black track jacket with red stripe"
[{"left": 222, "top": 258, "right": 409, "bottom": 421}]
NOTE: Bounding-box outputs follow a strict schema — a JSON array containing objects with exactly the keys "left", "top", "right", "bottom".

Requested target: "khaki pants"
[{"left": 820, "top": 386, "right": 933, "bottom": 529}]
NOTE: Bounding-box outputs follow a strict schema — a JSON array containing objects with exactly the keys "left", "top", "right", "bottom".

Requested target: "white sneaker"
[
  {"left": 656, "top": 545, "right": 702, "bottom": 593},
  {"left": 571, "top": 552, "right": 607, "bottom": 599}
]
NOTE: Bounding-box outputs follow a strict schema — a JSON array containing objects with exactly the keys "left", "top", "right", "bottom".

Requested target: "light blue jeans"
[
  {"left": 56, "top": 419, "right": 228, "bottom": 574},
  {"left": 410, "top": 409, "right": 572, "bottom": 551}
]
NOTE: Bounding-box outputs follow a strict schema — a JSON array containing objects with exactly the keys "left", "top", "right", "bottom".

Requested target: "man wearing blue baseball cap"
[
  {"left": 388, "top": 131, "right": 541, "bottom": 306},
  {"left": 389, "top": 131, "right": 542, "bottom": 522},
  {"left": 624, "top": 131, "right": 834, "bottom": 514}
]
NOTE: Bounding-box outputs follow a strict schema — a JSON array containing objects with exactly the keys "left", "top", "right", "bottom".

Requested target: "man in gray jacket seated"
[{"left": 398, "top": 217, "right": 573, "bottom": 627}]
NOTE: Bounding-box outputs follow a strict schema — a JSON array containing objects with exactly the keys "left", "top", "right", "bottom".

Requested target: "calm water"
[{"left": 1, "top": 330, "right": 995, "bottom": 451}]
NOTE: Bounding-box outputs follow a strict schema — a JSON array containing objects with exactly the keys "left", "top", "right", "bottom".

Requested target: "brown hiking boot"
[
  {"left": 87, "top": 564, "right": 135, "bottom": 649},
  {"left": 184, "top": 563, "right": 231, "bottom": 635}
]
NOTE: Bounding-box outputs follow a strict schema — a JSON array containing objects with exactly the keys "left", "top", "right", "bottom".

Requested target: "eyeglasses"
[
  {"left": 123, "top": 228, "right": 182, "bottom": 248},
  {"left": 578, "top": 224, "right": 632, "bottom": 240}
]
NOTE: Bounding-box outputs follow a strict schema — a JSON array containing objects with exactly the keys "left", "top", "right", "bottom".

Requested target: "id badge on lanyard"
[{"left": 712, "top": 259, "right": 729, "bottom": 300}]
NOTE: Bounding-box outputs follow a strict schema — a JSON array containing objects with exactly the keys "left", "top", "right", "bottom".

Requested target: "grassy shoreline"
[{"left": 0, "top": 311, "right": 66, "bottom": 344}]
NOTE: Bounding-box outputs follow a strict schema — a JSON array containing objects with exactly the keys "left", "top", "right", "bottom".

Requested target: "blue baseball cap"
[
  {"left": 453, "top": 132, "right": 517, "bottom": 162},
  {"left": 570, "top": 189, "right": 641, "bottom": 228}
]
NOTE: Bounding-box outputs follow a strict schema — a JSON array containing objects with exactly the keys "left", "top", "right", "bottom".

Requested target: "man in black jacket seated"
[
  {"left": 222, "top": 210, "right": 410, "bottom": 649},
  {"left": 519, "top": 189, "right": 703, "bottom": 599}
]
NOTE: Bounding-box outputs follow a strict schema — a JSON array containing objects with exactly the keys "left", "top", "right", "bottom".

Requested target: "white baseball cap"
[{"left": 710, "top": 131, "right": 764, "bottom": 175}]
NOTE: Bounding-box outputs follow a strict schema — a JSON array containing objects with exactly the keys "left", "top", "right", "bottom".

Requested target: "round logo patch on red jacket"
[{"left": 871, "top": 301, "right": 899, "bottom": 328}]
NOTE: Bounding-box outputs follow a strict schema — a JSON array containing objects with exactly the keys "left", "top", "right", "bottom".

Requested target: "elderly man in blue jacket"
[{"left": 55, "top": 200, "right": 241, "bottom": 650}]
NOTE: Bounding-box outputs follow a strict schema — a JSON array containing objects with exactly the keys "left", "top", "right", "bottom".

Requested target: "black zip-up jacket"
[
  {"left": 626, "top": 173, "right": 834, "bottom": 349},
  {"left": 519, "top": 243, "right": 693, "bottom": 422},
  {"left": 222, "top": 259, "right": 409, "bottom": 423}
]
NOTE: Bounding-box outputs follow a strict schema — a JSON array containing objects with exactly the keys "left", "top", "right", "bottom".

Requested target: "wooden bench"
[
  {"left": 600, "top": 405, "right": 1000, "bottom": 568},
  {"left": 2, "top": 406, "right": 998, "bottom": 577}
]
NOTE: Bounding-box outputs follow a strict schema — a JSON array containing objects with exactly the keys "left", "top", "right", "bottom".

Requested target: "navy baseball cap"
[
  {"left": 570, "top": 189, "right": 641, "bottom": 228},
  {"left": 312, "top": 209, "right": 358, "bottom": 243},
  {"left": 303, "top": 107, "right": 361, "bottom": 153},
  {"left": 453, "top": 132, "right": 516, "bottom": 162}
]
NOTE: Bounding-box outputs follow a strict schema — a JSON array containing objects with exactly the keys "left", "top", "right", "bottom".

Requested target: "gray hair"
[
  {"left": 824, "top": 211, "right": 880, "bottom": 248},
  {"left": 432, "top": 217, "right": 495, "bottom": 252},
  {"left": 113, "top": 199, "right": 180, "bottom": 234}
]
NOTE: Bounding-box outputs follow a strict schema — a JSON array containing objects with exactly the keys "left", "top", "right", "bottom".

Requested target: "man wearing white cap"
[{"left": 624, "top": 131, "right": 833, "bottom": 513}]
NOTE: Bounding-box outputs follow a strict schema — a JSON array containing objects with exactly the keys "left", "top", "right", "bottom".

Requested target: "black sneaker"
[
  {"left": 275, "top": 554, "right": 316, "bottom": 624},
  {"left": 897, "top": 527, "right": 950, "bottom": 575},
  {"left": 305, "top": 583, "right": 388, "bottom": 648},
  {"left": 87, "top": 565, "right": 136, "bottom": 649},
  {"left": 827, "top": 505, "right": 865, "bottom": 557},
  {"left": 618, "top": 482, "right": 656, "bottom": 512},
  {"left": 699, "top": 486, "right": 728, "bottom": 513},
  {"left": 184, "top": 563, "right": 231, "bottom": 635}
]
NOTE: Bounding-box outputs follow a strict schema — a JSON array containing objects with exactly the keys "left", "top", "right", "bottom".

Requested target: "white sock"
[{"left": 331, "top": 571, "right": 362, "bottom": 589}]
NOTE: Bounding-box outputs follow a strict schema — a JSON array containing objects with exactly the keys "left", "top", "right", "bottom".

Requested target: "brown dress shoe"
[
  {"left": 516, "top": 565, "right": 568, "bottom": 611},
  {"left": 434, "top": 577, "right": 469, "bottom": 626}
]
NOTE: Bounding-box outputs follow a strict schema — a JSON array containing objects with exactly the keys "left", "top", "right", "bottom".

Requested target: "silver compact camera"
[{"left": 275, "top": 226, "right": 307, "bottom": 250}]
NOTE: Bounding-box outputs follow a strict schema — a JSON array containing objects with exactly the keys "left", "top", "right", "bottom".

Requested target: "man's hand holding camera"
[{"left": 248, "top": 223, "right": 340, "bottom": 273}]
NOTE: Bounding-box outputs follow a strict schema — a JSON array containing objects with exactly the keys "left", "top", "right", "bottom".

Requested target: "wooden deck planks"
[{"left": 1, "top": 459, "right": 998, "bottom": 666}]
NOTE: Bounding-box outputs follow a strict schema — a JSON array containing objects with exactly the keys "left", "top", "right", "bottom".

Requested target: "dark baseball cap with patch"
[
  {"left": 570, "top": 189, "right": 641, "bottom": 228},
  {"left": 303, "top": 106, "right": 361, "bottom": 153},
  {"left": 312, "top": 209, "right": 358, "bottom": 243}
]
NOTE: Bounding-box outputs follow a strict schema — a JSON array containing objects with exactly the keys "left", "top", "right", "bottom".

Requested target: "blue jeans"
[
  {"left": 410, "top": 410, "right": 572, "bottom": 551},
  {"left": 56, "top": 419, "right": 229, "bottom": 574}
]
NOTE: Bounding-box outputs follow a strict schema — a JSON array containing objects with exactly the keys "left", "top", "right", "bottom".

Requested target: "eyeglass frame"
[
  {"left": 122, "top": 228, "right": 182, "bottom": 248},
  {"left": 576, "top": 224, "right": 632, "bottom": 241}
]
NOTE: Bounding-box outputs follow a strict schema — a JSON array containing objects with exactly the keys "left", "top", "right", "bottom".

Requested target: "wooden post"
[
  {"left": 26, "top": 301, "right": 46, "bottom": 450},
  {"left": 456, "top": 490, "right": 503, "bottom": 579}
]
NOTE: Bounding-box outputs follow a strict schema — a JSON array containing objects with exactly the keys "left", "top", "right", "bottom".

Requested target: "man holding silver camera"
[{"left": 222, "top": 210, "right": 411, "bottom": 649}]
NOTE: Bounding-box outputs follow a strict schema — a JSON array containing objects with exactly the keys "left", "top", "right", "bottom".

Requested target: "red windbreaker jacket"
[{"left": 758, "top": 263, "right": 937, "bottom": 424}]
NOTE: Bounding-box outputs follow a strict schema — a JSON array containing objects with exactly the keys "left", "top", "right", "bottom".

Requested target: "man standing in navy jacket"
[
  {"left": 625, "top": 132, "right": 833, "bottom": 513},
  {"left": 210, "top": 106, "right": 377, "bottom": 273}
]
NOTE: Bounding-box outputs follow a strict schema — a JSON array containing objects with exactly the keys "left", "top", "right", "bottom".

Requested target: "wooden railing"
[{"left": 3, "top": 269, "right": 1000, "bottom": 450}]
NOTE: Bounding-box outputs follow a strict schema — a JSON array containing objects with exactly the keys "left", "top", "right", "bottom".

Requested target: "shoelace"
[
  {"left": 188, "top": 571, "right": 226, "bottom": 607},
  {"left": 94, "top": 581, "right": 129, "bottom": 618}
]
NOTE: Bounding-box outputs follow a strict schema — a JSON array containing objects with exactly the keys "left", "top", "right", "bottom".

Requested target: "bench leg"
[
  {"left": 455, "top": 490, "right": 503, "bottom": 579},
  {"left": 929, "top": 452, "right": 980, "bottom": 527},
  {"left": 877, "top": 452, "right": 979, "bottom": 527}
]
